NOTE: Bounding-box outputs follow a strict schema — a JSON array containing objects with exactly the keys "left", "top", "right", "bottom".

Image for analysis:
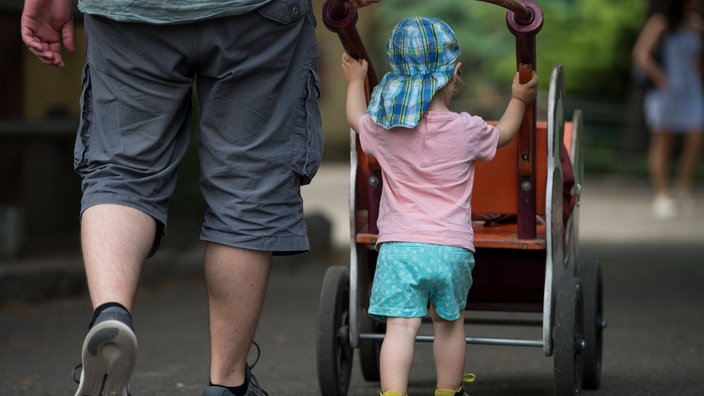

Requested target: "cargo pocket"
[
  {"left": 257, "top": 0, "right": 310, "bottom": 24},
  {"left": 290, "top": 67, "right": 323, "bottom": 185},
  {"left": 74, "top": 63, "right": 93, "bottom": 174}
]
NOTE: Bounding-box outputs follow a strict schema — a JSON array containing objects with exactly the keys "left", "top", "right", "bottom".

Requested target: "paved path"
[{"left": 1, "top": 164, "right": 703, "bottom": 395}]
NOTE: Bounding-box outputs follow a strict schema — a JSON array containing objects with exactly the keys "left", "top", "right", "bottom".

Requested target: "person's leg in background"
[
  {"left": 648, "top": 128, "right": 678, "bottom": 219},
  {"left": 675, "top": 130, "right": 704, "bottom": 213}
]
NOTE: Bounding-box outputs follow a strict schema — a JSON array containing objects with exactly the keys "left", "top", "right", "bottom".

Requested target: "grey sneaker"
[
  {"left": 242, "top": 364, "right": 268, "bottom": 396},
  {"left": 73, "top": 308, "right": 137, "bottom": 396},
  {"left": 202, "top": 386, "right": 236, "bottom": 396},
  {"left": 202, "top": 343, "right": 268, "bottom": 396}
]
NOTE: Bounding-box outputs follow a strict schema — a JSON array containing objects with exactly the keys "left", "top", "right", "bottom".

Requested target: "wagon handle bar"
[
  {"left": 477, "top": 0, "right": 545, "bottom": 240},
  {"left": 476, "top": 0, "right": 534, "bottom": 25},
  {"left": 323, "top": 0, "right": 543, "bottom": 92},
  {"left": 322, "top": 0, "right": 379, "bottom": 87}
]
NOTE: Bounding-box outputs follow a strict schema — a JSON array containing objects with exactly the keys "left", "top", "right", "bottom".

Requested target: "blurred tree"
[{"left": 374, "top": 0, "right": 649, "bottom": 98}]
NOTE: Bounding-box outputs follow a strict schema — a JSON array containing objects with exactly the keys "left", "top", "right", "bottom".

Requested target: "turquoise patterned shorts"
[{"left": 368, "top": 242, "right": 475, "bottom": 322}]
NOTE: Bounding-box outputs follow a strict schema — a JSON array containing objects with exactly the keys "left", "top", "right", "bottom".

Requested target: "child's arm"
[
  {"left": 341, "top": 52, "right": 369, "bottom": 133},
  {"left": 495, "top": 71, "right": 539, "bottom": 147}
]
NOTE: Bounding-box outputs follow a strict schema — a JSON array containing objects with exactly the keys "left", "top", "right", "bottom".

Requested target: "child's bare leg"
[
  {"left": 431, "top": 306, "right": 466, "bottom": 390},
  {"left": 380, "top": 317, "right": 422, "bottom": 394}
]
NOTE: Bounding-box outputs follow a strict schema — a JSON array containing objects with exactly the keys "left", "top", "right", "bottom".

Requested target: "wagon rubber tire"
[
  {"left": 580, "top": 260, "right": 604, "bottom": 389},
  {"left": 317, "top": 266, "right": 353, "bottom": 396},
  {"left": 554, "top": 276, "right": 584, "bottom": 396}
]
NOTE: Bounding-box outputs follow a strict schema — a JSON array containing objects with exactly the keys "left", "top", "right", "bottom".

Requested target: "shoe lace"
[
  {"left": 458, "top": 373, "right": 476, "bottom": 396},
  {"left": 250, "top": 341, "right": 262, "bottom": 369},
  {"left": 462, "top": 372, "right": 476, "bottom": 384},
  {"left": 248, "top": 342, "right": 268, "bottom": 396}
]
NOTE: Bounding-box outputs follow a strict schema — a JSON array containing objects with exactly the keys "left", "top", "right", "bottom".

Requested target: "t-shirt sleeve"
[
  {"left": 358, "top": 114, "right": 379, "bottom": 156},
  {"left": 463, "top": 113, "right": 499, "bottom": 162}
]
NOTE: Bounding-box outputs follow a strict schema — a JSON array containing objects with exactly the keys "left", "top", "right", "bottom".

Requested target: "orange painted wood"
[
  {"left": 356, "top": 233, "right": 378, "bottom": 245},
  {"left": 473, "top": 223, "right": 546, "bottom": 249},
  {"left": 563, "top": 121, "right": 573, "bottom": 152},
  {"left": 473, "top": 121, "right": 547, "bottom": 216}
]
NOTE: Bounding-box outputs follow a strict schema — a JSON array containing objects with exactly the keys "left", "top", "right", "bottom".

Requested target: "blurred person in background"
[{"left": 633, "top": 0, "right": 704, "bottom": 220}]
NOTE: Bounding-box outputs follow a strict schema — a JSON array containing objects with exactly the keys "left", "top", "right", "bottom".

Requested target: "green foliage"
[{"left": 374, "top": 0, "right": 648, "bottom": 98}]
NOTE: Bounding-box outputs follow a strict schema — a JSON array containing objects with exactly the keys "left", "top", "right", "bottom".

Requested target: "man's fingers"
[
  {"left": 27, "top": 47, "right": 64, "bottom": 67},
  {"left": 61, "top": 24, "right": 75, "bottom": 53}
]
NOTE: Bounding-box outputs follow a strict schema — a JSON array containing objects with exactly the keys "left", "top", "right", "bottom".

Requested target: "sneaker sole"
[{"left": 75, "top": 319, "right": 137, "bottom": 396}]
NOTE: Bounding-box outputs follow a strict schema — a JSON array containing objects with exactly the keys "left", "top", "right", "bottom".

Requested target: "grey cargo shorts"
[{"left": 75, "top": 0, "right": 323, "bottom": 255}]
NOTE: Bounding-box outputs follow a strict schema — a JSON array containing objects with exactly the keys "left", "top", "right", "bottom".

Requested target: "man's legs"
[
  {"left": 82, "top": 204, "right": 156, "bottom": 310},
  {"left": 204, "top": 242, "right": 271, "bottom": 387},
  {"left": 76, "top": 204, "right": 155, "bottom": 396}
]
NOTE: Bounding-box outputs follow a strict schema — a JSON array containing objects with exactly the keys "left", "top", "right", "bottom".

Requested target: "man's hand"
[{"left": 21, "top": 0, "right": 75, "bottom": 67}]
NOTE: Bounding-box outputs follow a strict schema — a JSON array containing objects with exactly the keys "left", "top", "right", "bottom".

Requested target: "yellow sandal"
[{"left": 434, "top": 373, "right": 476, "bottom": 396}]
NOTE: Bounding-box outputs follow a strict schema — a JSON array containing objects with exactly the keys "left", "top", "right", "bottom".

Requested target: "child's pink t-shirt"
[{"left": 359, "top": 111, "right": 499, "bottom": 252}]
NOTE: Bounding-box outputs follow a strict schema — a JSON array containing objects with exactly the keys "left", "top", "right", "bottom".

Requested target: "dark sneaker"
[
  {"left": 201, "top": 367, "right": 268, "bottom": 396},
  {"left": 242, "top": 364, "right": 268, "bottom": 396},
  {"left": 73, "top": 309, "right": 137, "bottom": 396},
  {"left": 202, "top": 343, "right": 268, "bottom": 396},
  {"left": 202, "top": 386, "right": 236, "bottom": 396}
]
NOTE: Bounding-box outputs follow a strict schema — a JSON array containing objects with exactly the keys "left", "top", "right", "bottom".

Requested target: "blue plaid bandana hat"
[{"left": 368, "top": 17, "right": 461, "bottom": 129}]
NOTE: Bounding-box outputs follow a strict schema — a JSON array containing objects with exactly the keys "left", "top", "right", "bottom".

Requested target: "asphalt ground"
[{"left": 1, "top": 163, "right": 703, "bottom": 395}]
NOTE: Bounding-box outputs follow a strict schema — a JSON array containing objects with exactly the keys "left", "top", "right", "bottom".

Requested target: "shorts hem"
[
  {"left": 432, "top": 308, "right": 463, "bottom": 321},
  {"left": 368, "top": 307, "right": 426, "bottom": 323},
  {"left": 81, "top": 194, "right": 167, "bottom": 225},
  {"left": 200, "top": 231, "right": 310, "bottom": 256}
]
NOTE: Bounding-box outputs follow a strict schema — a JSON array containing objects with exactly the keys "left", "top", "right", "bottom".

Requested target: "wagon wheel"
[
  {"left": 564, "top": 109, "right": 583, "bottom": 273},
  {"left": 317, "top": 266, "right": 353, "bottom": 396},
  {"left": 543, "top": 63, "right": 567, "bottom": 357},
  {"left": 580, "top": 260, "right": 604, "bottom": 389},
  {"left": 359, "top": 313, "right": 383, "bottom": 381},
  {"left": 553, "top": 276, "right": 584, "bottom": 396}
]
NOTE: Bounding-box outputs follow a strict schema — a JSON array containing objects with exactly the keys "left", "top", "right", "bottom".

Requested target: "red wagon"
[{"left": 316, "top": 1, "right": 605, "bottom": 394}]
